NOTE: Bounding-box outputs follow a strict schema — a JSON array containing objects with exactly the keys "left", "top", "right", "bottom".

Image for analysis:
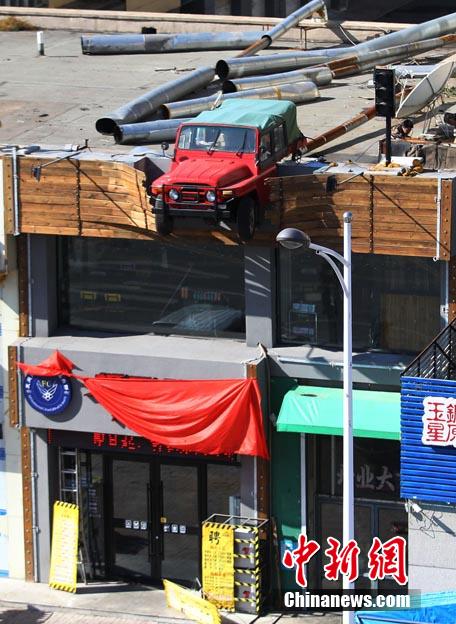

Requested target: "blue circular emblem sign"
[{"left": 24, "top": 375, "right": 72, "bottom": 415}]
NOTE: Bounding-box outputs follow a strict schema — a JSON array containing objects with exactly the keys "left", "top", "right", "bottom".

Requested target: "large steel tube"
[
  {"left": 81, "top": 31, "right": 263, "bottom": 55},
  {"left": 224, "top": 33, "right": 456, "bottom": 93},
  {"left": 301, "top": 105, "right": 377, "bottom": 155},
  {"left": 217, "top": 49, "right": 349, "bottom": 80},
  {"left": 218, "top": 10, "right": 456, "bottom": 80},
  {"left": 96, "top": 66, "right": 215, "bottom": 135},
  {"left": 261, "top": 0, "right": 326, "bottom": 45},
  {"left": 236, "top": 0, "right": 326, "bottom": 58},
  {"left": 159, "top": 81, "right": 320, "bottom": 119},
  {"left": 224, "top": 67, "right": 333, "bottom": 92},
  {"left": 353, "top": 10, "right": 456, "bottom": 54},
  {"left": 95, "top": 0, "right": 326, "bottom": 137},
  {"left": 114, "top": 118, "right": 191, "bottom": 145}
]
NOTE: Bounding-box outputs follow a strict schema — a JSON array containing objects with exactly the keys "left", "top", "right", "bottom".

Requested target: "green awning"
[{"left": 276, "top": 386, "right": 400, "bottom": 440}]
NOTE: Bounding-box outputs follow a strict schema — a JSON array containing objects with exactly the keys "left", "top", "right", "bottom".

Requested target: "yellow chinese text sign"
[
  {"left": 202, "top": 522, "right": 234, "bottom": 610},
  {"left": 49, "top": 501, "right": 79, "bottom": 593}
]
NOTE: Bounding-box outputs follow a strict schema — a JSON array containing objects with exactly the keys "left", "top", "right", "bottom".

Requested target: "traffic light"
[{"left": 374, "top": 67, "right": 396, "bottom": 118}]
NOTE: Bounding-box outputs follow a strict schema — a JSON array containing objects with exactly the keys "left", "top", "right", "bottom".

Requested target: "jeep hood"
[{"left": 163, "top": 158, "right": 252, "bottom": 187}]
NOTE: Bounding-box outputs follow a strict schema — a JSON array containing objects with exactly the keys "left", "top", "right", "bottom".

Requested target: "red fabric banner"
[
  {"left": 17, "top": 351, "right": 269, "bottom": 459},
  {"left": 17, "top": 350, "right": 74, "bottom": 377}
]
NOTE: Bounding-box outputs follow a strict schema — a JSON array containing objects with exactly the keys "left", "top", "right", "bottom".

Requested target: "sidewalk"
[{"left": 0, "top": 579, "right": 341, "bottom": 624}]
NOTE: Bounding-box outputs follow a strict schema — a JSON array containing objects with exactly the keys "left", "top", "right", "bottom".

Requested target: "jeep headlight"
[
  {"left": 206, "top": 190, "right": 216, "bottom": 203},
  {"left": 169, "top": 188, "right": 180, "bottom": 201}
]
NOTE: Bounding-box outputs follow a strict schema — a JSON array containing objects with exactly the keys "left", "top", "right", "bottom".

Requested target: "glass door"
[
  {"left": 317, "top": 497, "right": 408, "bottom": 591},
  {"left": 160, "top": 463, "right": 201, "bottom": 585},
  {"left": 110, "top": 458, "right": 154, "bottom": 581}
]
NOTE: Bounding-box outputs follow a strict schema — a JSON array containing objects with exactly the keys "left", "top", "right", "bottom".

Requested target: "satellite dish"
[{"left": 396, "top": 60, "right": 455, "bottom": 119}]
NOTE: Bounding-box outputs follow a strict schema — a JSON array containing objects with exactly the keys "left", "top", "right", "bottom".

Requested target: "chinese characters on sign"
[
  {"left": 337, "top": 464, "right": 397, "bottom": 492},
  {"left": 282, "top": 533, "right": 408, "bottom": 588},
  {"left": 422, "top": 396, "right": 456, "bottom": 446},
  {"left": 202, "top": 523, "right": 235, "bottom": 611},
  {"left": 92, "top": 432, "right": 141, "bottom": 451}
]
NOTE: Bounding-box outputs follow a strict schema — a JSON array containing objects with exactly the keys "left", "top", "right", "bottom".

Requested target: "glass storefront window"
[
  {"left": 316, "top": 436, "right": 401, "bottom": 501},
  {"left": 278, "top": 249, "right": 442, "bottom": 353},
  {"left": 207, "top": 463, "right": 241, "bottom": 517},
  {"left": 58, "top": 237, "right": 245, "bottom": 338}
]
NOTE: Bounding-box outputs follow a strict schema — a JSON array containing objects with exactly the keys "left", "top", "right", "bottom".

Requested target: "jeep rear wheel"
[
  {"left": 154, "top": 195, "right": 174, "bottom": 236},
  {"left": 237, "top": 197, "right": 257, "bottom": 242}
]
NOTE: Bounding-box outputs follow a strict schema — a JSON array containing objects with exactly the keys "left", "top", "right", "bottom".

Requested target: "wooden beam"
[
  {"left": 2, "top": 156, "right": 14, "bottom": 236},
  {"left": 8, "top": 346, "right": 19, "bottom": 428},
  {"left": 440, "top": 179, "right": 453, "bottom": 261},
  {"left": 21, "top": 427, "right": 34, "bottom": 582}
]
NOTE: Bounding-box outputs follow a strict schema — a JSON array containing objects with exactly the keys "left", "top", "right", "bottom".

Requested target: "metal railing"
[{"left": 402, "top": 318, "right": 456, "bottom": 380}]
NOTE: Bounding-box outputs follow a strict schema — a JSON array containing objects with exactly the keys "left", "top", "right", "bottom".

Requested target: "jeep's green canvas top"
[{"left": 193, "top": 99, "right": 302, "bottom": 143}]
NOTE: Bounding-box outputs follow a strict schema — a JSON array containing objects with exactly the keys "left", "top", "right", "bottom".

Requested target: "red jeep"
[{"left": 150, "top": 99, "right": 305, "bottom": 241}]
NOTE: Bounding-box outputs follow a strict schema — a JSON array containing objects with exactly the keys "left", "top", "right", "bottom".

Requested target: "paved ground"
[
  {"left": 0, "top": 605, "right": 341, "bottom": 624},
  {"left": 0, "top": 579, "right": 341, "bottom": 624},
  {"left": 1, "top": 30, "right": 455, "bottom": 162}
]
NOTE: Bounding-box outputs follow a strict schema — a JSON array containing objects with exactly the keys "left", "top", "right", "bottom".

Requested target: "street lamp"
[{"left": 277, "top": 212, "right": 354, "bottom": 624}]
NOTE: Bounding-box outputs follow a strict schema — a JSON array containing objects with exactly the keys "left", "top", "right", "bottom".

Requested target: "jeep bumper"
[{"left": 152, "top": 202, "right": 232, "bottom": 221}]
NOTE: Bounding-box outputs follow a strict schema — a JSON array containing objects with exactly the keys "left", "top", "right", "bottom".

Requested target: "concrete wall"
[
  {"left": 0, "top": 5, "right": 410, "bottom": 42},
  {"left": 408, "top": 502, "right": 456, "bottom": 591},
  {"left": 125, "top": 0, "right": 180, "bottom": 11},
  {"left": 0, "top": 160, "right": 24, "bottom": 580}
]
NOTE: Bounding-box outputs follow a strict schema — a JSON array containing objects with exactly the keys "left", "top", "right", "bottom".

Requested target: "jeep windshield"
[{"left": 177, "top": 125, "right": 256, "bottom": 153}]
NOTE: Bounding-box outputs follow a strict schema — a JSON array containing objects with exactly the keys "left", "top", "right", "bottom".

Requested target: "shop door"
[
  {"left": 317, "top": 497, "right": 408, "bottom": 591},
  {"left": 109, "top": 457, "right": 201, "bottom": 584},
  {"left": 160, "top": 463, "right": 200, "bottom": 584},
  {"left": 110, "top": 458, "right": 155, "bottom": 581}
]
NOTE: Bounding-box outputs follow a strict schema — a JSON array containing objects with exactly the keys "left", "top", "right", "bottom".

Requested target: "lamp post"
[{"left": 276, "top": 212, "right": 354, "bottom": 624}]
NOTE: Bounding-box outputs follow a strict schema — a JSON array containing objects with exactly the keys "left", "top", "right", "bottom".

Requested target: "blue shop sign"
[
  {"left": 24, "top": 375, "right": 72, "bottom": 415},
  {"left": 401, "top": 376, "right": 456, "bottom": 504}
]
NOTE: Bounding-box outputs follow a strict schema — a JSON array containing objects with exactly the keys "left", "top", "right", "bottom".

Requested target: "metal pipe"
[
  {"left": 341, "top": 212, "right": 354, "bottom": 624},
  {"left": 84, "top": 0, "right": 325, "bottom": 57},
  {"left": 81, "top": 31, "right": 264, "bottom": 55},
  {"left": 159, "top": 82, "right": 319, "bottom": 119},
  {"left": 114, "top": 118, "right": 191, "bottom": 145},
  {"left": 27, "top": 233, "right": 33, "bottom": 337},
  {"left": 30, "top": 428, "right": 39, "bottom": 583},
  {"left": 236, "top": 0, "right": 327, "bottom": 57},
  {"left": 224, "top": 67, "right": 333, "bottom": 92},
  {"left": 224, "top": 33, "right": 456, "bottom": 92},
  {"left": 95, "top": 0, "right": 325, "bottom": 135},
  {"left": 261, "top": 0, "right": 327, "bottom": 45},
  {"left": 217, "top": 49, "right": 350, "bottom": 80},
  {"left": 96, "top": 66, "right": 215, "bottom": 135},
  {"left": 218, "top": 10, "right": 456, "bottom": 79},
  {"left": 12, "top": 145, "right": 20, "bottom": 236},
  {"left": 332, "top": 32, "right": 456, "bottom": 76},
  {"left": 300, "top": 104, "right": 377, "bottom": 155}
]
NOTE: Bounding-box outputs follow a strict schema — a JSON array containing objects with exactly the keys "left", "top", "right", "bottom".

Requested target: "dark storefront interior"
[
  {"left": 57, "top": 237, "right": 246, "bottom": 339},
  {"left": 279, "top": 250, "right": 442, "bottom": 354},
  {"left": 311, "top": 435, "right": 407, "bottom": 592},
  {"left": 50, "top": 430, "right": 241, "bottom": 586}
]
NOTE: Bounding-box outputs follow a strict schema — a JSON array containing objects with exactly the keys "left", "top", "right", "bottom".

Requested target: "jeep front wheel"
[
  {"left": 154, "top": 195, "right": 174, "bottom": 236},
  {"left": 237, "top": 197, "right": 257, "bottom": 242}
]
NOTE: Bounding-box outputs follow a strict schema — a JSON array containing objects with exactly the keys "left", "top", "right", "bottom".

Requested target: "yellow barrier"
[
  {"left": 49, "top": 501, "right": 79, "bottom": 593},
  {"left": 163, "top": 579, "right": 221, "bottom": 624}
]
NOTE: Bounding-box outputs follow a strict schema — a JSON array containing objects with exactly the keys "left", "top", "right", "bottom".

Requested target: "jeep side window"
[
  {"left": 260, "top": 132, "right": 272, "bottom": 162},
  {"left": 178, "top": 126, "right": 192, "bottom": 149},
  {"left": 273, "top": 123, "right": 286, "bottom": 155}
]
